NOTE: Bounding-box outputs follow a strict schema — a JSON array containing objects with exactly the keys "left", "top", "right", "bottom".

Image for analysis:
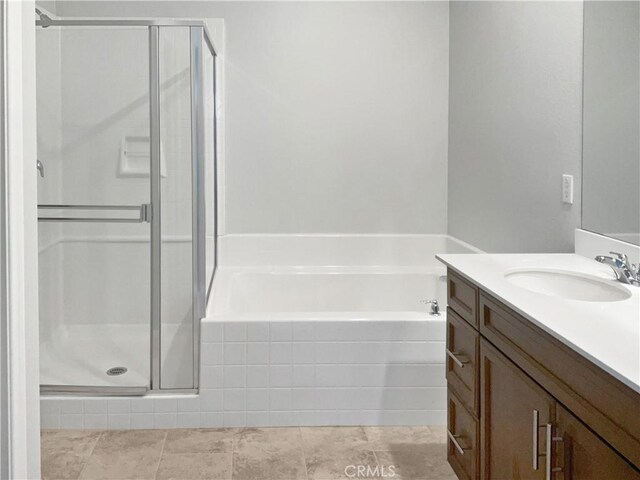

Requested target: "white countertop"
[{"left": 436, "top": 253, "right": 640, "bottom": 393}]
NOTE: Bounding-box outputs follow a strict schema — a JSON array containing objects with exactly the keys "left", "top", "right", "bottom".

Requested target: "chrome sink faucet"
[{"left": 595, "top": 251, "right": 640, "bottom": 287}]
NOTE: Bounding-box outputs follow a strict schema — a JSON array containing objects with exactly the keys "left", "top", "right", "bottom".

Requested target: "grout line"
[
  {"left": 371, "top": 450, "right": 381, "bottom": 470},
  {"left": 153, "top": 430, "right": 169, "bottom": 479},
  {"left": 76, "top": 430, "right": 104, "bottom": 479},
  {"left": 362, "top": 425, "right": 371, "bottom": 443},
  {"left": 363, "top": 427, "right": 381, "bottom": 472},
  {"left": 297, "top": 427, "right": 309, "bottom": 480},
  {"left": 230, "top": 431, "right": 236, "bottom": 480}
]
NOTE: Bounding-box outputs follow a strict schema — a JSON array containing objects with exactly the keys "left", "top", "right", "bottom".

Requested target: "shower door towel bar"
[{"left": 37, "top": 203, "right": 152, "bottom": 223}]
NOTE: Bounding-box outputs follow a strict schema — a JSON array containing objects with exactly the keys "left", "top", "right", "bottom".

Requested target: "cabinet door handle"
[
  {"left": 533, "top": 411, "right": 564, "bottom": 479},
  {"left": 545, "top": 424, "right": 564, "bottom": 480},
  {"left": 533, "top": 410, "right": 540, "bottom": 470},
  {"left": 447, "top": 430, "right": 467, "bottom": 455},
  {"left": 545, "top": 424, "right": 553, "bottom": 479},
  {"left": 446, "top": 349, "right": 469, "bottom": 368}
]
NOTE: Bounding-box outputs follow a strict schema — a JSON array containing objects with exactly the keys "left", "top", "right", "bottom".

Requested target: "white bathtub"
[
  {"left": 214, "top": 267, "right": 448, "bottom": 317},
  {"left": 199, "top": 235, "right": 479, "bottom": 428}
]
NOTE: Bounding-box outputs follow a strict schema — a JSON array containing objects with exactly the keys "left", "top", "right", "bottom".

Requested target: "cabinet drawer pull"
[
  {"left": 447, "top": 430, "right": 467, "bottom": 455},
  {"left": 446, "top": 349, "right": 469, "bottom": 368}
]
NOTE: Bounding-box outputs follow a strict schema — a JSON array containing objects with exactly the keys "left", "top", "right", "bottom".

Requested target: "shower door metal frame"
[
  {"left": 36, "top": 16, "right": 218, "bottom": 396},
  {"left": 0, "top": 0, "right": 9, "bottom": 472},
  {"left": 149, "top": 25, "right": 162, "bottom": 391},
  {"left": 189, "top": 26, "right": 207, "bottom": 391}
]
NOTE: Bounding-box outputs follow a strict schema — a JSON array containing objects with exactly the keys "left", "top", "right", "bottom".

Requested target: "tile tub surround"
[
  {"left": 41, "top": 426, "right": 456, "bottom": 480},
  {"left": 42, "top": 319, "right": 448, "bottom": 429},
  {"left": 202, "top": 318, "right": 448, "bottom": 427}
]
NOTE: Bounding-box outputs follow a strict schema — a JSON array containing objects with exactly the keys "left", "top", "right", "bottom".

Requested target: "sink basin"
[{"left": 504, "top": 269, "right": 632, "bottom": 302}]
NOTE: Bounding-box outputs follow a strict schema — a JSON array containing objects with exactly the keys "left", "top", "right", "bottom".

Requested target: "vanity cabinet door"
[
  {"left": 555, "top": 405, "right": 640, "bottom": 479},
  {"left": 480, "top": 339, "right": 555, "bottom": 480}
]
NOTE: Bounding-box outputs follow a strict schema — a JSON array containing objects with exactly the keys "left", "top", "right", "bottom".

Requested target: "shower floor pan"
[
  {"left": 40, "top": 324, "right": 149, "bottom": 393},
  {"left": 40, "top": 323, "right": 191, "bottom": 394}
]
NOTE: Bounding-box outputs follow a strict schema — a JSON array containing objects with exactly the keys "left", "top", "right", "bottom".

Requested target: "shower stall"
[{"left": 35, "top": 12, "right": 218, "bottom": 394}]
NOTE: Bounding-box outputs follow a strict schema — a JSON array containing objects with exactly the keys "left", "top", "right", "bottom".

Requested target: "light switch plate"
[{"left": 562, "top": 174, "right": 574, "bottom": 204}]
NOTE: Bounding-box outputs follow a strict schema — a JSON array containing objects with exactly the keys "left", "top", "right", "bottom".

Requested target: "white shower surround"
[{"left": 41, "top": 234, "right": 479, "bottom": 429}]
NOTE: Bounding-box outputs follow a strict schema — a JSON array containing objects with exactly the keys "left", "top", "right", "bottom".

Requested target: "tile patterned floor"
[{"left": 41, "top": 426, "right": 457, "bottom": 480}]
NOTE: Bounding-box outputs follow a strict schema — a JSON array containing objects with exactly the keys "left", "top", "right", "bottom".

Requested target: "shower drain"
[{"left": 106, "top": 367, "right": 128, "bottom": 376}]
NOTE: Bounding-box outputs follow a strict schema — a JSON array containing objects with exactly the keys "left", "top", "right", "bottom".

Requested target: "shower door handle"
[{"left": 37, "top": 203, "right": 152, "bottom": 223}]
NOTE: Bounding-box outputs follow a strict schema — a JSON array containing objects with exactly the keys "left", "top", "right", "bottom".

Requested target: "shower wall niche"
[{"left": 36, "top": 18, "right": 218, "bottom": 394}]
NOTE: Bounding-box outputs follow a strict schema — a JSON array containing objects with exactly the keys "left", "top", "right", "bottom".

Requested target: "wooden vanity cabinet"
[
  {"left": 445, "top": 269, "right": 640, "bottom": 479},
  {"left": 480, "top": 339, "right": 555, "bottom": 480},
  {"left": 555, "top": 405, "right": 639, "bottom": 479}
]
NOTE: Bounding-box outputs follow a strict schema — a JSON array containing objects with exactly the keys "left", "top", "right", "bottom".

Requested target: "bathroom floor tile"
[
  {"left": 41, "top": 430, "right": 102, "bottom": 480},
  {"left": 364, "top": 426, "right": 441, "bottom": 450},
  {"left": 234, "top": 426, "right": 300, "bottom": 446},
  {"left": 233, "top": 428, "right": 307, "bottom": 480},
  {"left": 163, "top": 428, "right": 236, "bottom": 454},
  {"left": 374, "top": 444, "right": 457, "bottom": 480},
  {"left": 300, "top": 426, "right": 369, "bottom": 452},
  {"left": 41, "top": 425, "right": 452, "bottom": 480},
  {"left": 79, "top": 430, "right": 167, "bottom": 480},
  {"left": 304, "top": 448, "right": 378, "bottom": 480},
  {"left": 156, "top": 453, "right": 232, "bottom": 480},
  {"left": 426, "top": 425, "right": 447, "bottom": 443}
]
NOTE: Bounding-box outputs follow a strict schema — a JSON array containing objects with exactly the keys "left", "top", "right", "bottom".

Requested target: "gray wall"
[
  {"left": 55, "top": 1, "right": 587, "bottom": 250},
  {"left": 448, "top": 1, "right": 583, "bottom": 253},
  {"left": 1, "top": 2, "right": 7, "bottom": 475},
  {"left": 58, "top": 1, "right": 450, "bottom": 234},
  {"left": 582, "top": 1, "right": 639, "bottom": 243}
]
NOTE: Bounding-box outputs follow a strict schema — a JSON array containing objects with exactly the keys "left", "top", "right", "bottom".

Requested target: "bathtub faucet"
[{"left": 421, "top": 299, "right": 441, "bottom": 316}]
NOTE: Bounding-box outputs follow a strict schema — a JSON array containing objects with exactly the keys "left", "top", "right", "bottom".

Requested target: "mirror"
[{"left": 582, "top": 1, "right": 640, "bottom": 245}]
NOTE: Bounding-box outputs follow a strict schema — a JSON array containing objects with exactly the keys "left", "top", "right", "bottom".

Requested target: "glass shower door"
[
  {"left": 156, "top": 26, "right": 194, "bottom": 389},
  {"left": 37, "top": 26, "right": 152, "bottom": 392}
]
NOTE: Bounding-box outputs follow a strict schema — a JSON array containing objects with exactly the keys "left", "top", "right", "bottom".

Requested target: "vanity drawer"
[
  {"left": 479, "top": 292, "right": 640, "bottom": 468},
  {"left": 446, "top": 307, "right": 480, "bottom": 416},
  {"left": 447, "top": 269, "right": 479, "bottom": 328},
  {"left": 448, "top": 389, "right": 479, "bottom": 480}
]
